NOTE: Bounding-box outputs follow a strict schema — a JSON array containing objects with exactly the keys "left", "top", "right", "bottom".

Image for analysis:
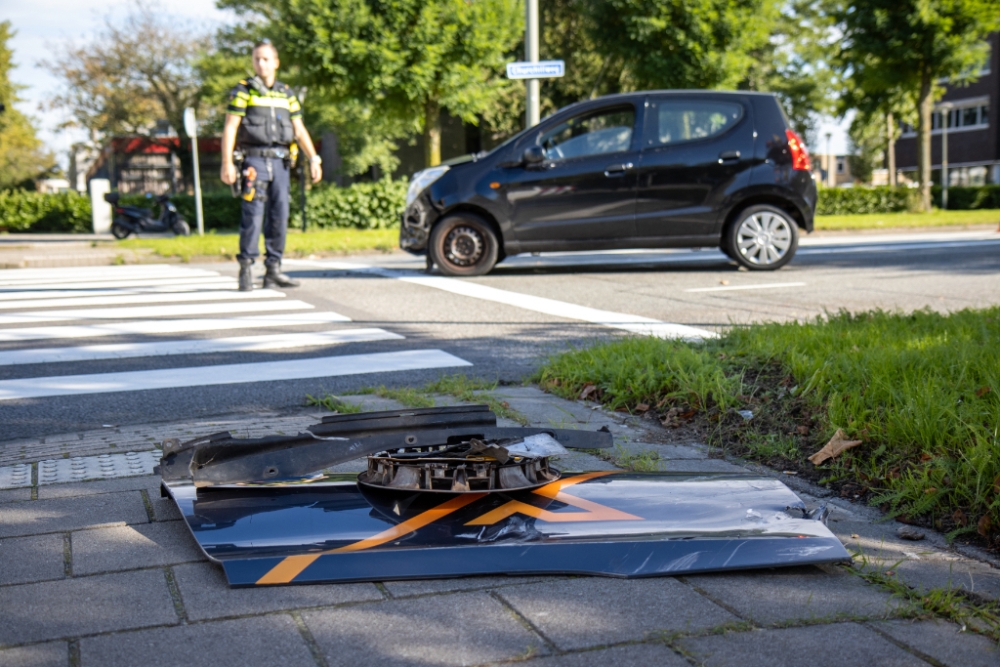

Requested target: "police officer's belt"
[{"left": 241, "top": 147, "right": 290, "bottom": 159}]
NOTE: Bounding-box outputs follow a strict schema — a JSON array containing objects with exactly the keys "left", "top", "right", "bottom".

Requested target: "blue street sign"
[{"left": 506, "top": 60, "right": 565, "bottom": 79}]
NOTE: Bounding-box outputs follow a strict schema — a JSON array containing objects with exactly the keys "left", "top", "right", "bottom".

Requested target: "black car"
[{"left": 400, "top": 91, "right": 816, "bottom": 276}]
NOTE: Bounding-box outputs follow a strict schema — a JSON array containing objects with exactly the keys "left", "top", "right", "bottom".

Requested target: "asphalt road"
[{"left": 1, "top": 229, "right": 998, "bottom": 443}]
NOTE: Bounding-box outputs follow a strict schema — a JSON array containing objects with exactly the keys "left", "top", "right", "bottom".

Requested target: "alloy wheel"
[{"left": 735, "top": 212, "right": 792, "bottom": 266}]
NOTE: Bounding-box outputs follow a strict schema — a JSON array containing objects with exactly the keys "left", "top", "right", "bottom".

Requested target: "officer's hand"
[
  {"left": 221, "top": 162, "right": 238, "bottom": 185},
  {"left": 310, "top": 161, "right": 322, "bottom": 184}
]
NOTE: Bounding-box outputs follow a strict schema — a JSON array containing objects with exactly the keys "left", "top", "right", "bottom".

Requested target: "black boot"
[
  {"left": 263, "top": 263, "right": 300, "bottom": 289},
  {"left": 238, "top": 259, "right": 254, "bottom": 292}
]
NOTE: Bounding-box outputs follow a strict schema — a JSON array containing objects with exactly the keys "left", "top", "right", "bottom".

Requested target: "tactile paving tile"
[
  {"left": 34, "top": 451, "right": 160, "bottom": 486},
  {"left": 0, "top": 463, "right": 32, "bottom": 489}
]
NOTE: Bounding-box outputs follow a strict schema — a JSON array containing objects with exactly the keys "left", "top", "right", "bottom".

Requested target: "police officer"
[{"left": 220, "top": 39, "right": 322, "bottom": 291}]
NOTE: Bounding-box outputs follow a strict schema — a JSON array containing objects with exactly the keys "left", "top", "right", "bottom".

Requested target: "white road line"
[
  {"left": 685, "top": 282, "right": 807, "bottom": 293},
  {"left": 0, "top": 312, "right": 352, "bottom": 342},
  {"left": 0, "top": 299, "right": 313, "bottom": 325},
  {"left": 0, "top": 267, "right": 218, "bottom": 286},
  {"left": 0, "top": 288, "right": 282, "bottom": 310},
  {"left": 0, "top": 349, "right": 471, "bottom": 401},
  {"left": 0, "top": 276, "right": 236, "bottom": 292},
  {"left": 0, "top": 280, "right": 237, "bottom": 300},
  {"left": 0, "top": 329, "right": 404, "bottom": 366},
  {"left": 288, "top": 259, "right": 718, "bottom": 341}
]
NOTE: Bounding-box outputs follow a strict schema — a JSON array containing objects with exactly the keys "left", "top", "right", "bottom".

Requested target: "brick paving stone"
[
  {"left": 36, "top": 476, "right": 159, "bottom": 500},
  {"left": 303, "top": 591, "right": 544, "bottom": 667},
  {"left": 172, "top": 562, "right": 382, "bottom": 621},
  {"left": 0, "top": 535, "right": 65, "bottom": 585},
  {"left": 149, "top": 495, "right": 182, "bottom": 522},
  {"left": 0, "top": 641, "right": 67, "bottom": 667},
  {"left": 679, "top": 623, "right": 929, "bottom": 667},
  {"left": 72, "top": 522, "right": 203, "bottom": 575},
  {"left": 522, "top": 643, "right": 689, "bottom": 667},
  {"left": 874, "top": 619, "right": 1000, "bottom": 667},
  {"left": 0, "top": 493, "right": 148, "bottom": 538},
  {"left": 80, "top": 615, "right": 315, "bottom": 667},
  {"left": 383, "top": 576, "right": 557, "bottom": 598},
  {"left": 498, "top": 577, "right": 736, "bottom": 651},
  {"left": 687, "top": 566, "right": 900, "bottom": 624},
  {"left": 0, "top": 570, "right": 176, "bottom": 644}
]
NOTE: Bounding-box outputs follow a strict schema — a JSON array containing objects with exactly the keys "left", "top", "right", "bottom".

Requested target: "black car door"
[
  {"left": 505, "top": 104, "right": 640, "bottom": 246},
  {"left": 635, "top": 95, "right": 755, "bottom": 240}
]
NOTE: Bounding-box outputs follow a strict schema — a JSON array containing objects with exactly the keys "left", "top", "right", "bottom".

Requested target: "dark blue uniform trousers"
[{"left": 238, "top": 155, "right": 290, "bottom": 267}]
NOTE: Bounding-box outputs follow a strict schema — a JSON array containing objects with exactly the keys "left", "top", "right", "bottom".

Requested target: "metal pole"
[
  {"left": 187, "top": 118, "right": 205, "bottom": 236},
  {"left": 825, "top": 132, "right": 833, "bottom": 188},
  {"left": 525, "top": 0, "right": 540, "bottom": 127},
  {"left": 300, "top": 166, "right": 307, "bottom": 232},
  {"left": 940, "top": 103, "right": 951, "bottom": 210}
]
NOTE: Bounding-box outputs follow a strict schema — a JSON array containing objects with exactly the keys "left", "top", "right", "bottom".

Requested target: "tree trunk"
[
  {"left": 886, "top": 112, "right": 896, "bottom": 187},
  {"left": 917, "top": 72, "right": 933, "bottom": 211},
  {"left": 424, "top": 98, "right": 441, "bottom": 168}
]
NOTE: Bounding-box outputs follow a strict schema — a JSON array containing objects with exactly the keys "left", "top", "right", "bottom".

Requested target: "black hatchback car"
[{"left": 400, "top": 91, "right": 816, "bottom": 276}]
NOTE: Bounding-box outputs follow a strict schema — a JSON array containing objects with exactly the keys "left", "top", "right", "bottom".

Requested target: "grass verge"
[
  {"left": 306, "top": 374, "right": 529, "bottom": 425},
  {"left": 815, "top": 208, "right": 1000, "bottom": 231},
  {"left": 535, "top": 307, "right": 1000, "bottom": 549},
  {"left": 116, "top": 228, "right": 399, "bottom": 262}
]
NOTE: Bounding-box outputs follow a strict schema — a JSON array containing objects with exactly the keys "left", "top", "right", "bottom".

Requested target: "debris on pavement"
[
  {"left": 897, "top": 526, "right": 926, "bottom": 541},
  {"left": 808, "top": 428, "right": 863, "bottom": 465}
]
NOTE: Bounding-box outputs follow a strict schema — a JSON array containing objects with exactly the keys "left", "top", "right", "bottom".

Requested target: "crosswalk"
[{"left": 0, "top": 264, "right": 471, "bottom": 403}]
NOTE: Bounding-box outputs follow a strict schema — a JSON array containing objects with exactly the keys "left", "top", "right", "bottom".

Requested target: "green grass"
[
  {"left": 304, "top": 394, "right": 365, "bottom": 413},
  {"left": 536, "top": 307, "right": 1000, "bottom": 546},
  {"left": 116, "top": 228, "right": 398, "bottom": 262},
  {"left": 815, "top": 208, "right": 1000, "bottom": 230},
  {"left": 357, "top": 385, "right": 436, "bottom": 408}
]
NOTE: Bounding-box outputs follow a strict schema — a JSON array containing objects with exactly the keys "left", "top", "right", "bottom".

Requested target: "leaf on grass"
[
  {"left": 807, "top": 429, "right": 863, "bottom": 465},
  {"left": 953, "top": 509, "right": 968, "bottom": 527},
  {"left": 975, "top": 386, "right": 991, "bottom": 398},
  {"left": 579, "top": 384, "right": 597, "bottom": 400},
  {"left": 977, "top": 515, "right": 992, "bottom": 537},
  {"left": 634, "top": 402, "right": 650, "bottom": 412}
]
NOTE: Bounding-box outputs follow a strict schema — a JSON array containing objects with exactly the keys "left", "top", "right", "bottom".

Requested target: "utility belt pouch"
[{"left": 230, "top": 149, "right": 245, "bottom": 199}]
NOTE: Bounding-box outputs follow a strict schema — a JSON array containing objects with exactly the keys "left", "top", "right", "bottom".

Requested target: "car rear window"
[{"left": 647, "top": 100, "right": 743, "bottom": 147}]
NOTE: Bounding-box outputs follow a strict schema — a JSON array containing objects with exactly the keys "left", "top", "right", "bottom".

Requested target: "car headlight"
[{"left": 405, "top": 165, "right": 450, "bottom": 207}]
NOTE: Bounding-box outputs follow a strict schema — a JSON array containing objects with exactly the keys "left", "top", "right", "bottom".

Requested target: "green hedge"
[
  {"left": 932, "top": 185, "right": 1000, "bottom": 210},
  {"left": 815, "top": 187, "right": 923, "bottom": 215},
  {"left": 0, "top": 190, "right": 92, "bottom": 233},
  {"left": 296, "top": 179, "right": 407, "bottom": 230}
]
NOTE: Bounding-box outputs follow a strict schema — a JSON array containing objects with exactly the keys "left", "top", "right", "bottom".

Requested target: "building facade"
[{"left": 895, "top": 32, "right": 999, "bottom": 186}]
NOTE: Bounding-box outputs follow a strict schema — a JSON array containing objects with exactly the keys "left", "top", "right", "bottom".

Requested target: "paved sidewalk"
[
  {"left": 0, "top": 235, "right": 158, "bottom": 269},
  {"left": 1, "top": 387, "right": 997, "bottom": 666}
]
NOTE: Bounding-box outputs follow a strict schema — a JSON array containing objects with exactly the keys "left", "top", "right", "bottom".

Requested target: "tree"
[
  {"left": 0, "top": 21, "right": 53, "bottom": 190},
  {"left": 44, "top": 3, "right": 212, "bottom": 187},
  {"left": 837, "top": 0, "right": 1000, "bottom": 210},
  {"left": 221, "top": 0, "right": 523, "bottom": 168},
  {"left": 586, "top": 0, "right": 779, "bottom": 91}
]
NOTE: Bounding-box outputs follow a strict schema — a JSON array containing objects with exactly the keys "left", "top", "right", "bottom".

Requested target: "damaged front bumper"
[{"left": 158, "top": 406, "right": 849, "bottom": 587}]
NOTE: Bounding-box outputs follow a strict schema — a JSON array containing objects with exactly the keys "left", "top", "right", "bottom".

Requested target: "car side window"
[
  {"left": 539, "top": 107, "right": 635, "bottom": 160},
  {"left": 646, "top": 100, "right": 743, "bottom": 147}
]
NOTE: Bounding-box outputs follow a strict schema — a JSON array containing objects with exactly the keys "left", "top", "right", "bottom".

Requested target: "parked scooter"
[{"left": 104, "top": 192, "right": 191, "bottom": 239}]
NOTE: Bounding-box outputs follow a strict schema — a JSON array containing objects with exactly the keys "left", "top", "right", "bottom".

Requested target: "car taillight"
[
  {"left": 786, "top": 129, "right": 811, "bottom": 171},
  {"left": 115, "top": 207, "right": 124, "bottom": 214}
]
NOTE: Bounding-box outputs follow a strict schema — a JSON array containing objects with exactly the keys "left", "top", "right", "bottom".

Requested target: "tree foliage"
[
  {"left": 0, "top": 21, "right": 53, "bottom": 190},
  {"left": 836, "top": 0, "right": 1000, "bottom": 210}
]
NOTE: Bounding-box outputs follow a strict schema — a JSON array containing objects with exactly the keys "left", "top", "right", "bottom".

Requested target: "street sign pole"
[
  {"left": 183, "top": 108, "right": 205, "bottom": 236},
  {"left": 525, "top": 0, "right": 539, "bottom": 128},
  {"left": 940, "top": 102, "right": 952, "bottom": 210}
]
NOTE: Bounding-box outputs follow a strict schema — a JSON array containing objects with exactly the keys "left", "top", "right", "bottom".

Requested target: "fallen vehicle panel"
[{"left": 162, "top": 471, "right": 850, "bottom": 587}]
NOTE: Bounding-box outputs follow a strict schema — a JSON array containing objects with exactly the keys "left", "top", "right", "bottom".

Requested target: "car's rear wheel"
[
  {"left": 725, "top": 205, "right": 799, "bottom": 270},
  {"left": 429, "top": 214, "right": 499, "bottom": 276}
]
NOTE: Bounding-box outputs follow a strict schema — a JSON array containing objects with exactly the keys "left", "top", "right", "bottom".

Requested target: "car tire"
[
  {"left": 111, "top": 222, "right": 132, "bottom": 239},
  {"left": 428, "top": 213, "right": 500, "bottom": 277},
  {"left": 724, "top": 204, "right": 799, "bottom": 270}
]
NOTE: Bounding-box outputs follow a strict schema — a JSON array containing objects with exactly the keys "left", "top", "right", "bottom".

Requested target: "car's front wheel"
[
  {"left": 428, "top": 214, "right": 499, "bottom": 277},
  {"left": 724, "top": 205, "right": 799, "bottom": 270}
]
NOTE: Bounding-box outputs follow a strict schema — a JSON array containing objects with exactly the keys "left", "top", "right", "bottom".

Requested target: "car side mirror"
[{"left": 522, "top": 145, "right": 545, "bottom": 165}]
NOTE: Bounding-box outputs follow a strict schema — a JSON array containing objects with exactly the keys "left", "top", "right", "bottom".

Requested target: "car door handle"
[
  {"left": 604, "top": 162, "right": 633, "bottom": 177},
  {"left": 718, "top": 150, "right": 741, "bottom": 163}
]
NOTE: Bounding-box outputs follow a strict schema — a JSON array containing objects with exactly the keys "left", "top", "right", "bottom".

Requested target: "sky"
[{"left": 3, "top": 0, "right": 853, "bottom": 169}]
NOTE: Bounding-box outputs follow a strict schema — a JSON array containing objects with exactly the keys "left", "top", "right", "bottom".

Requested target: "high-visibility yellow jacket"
[{"left": 227, "top": 78, "right": 302, "bottom": 148}]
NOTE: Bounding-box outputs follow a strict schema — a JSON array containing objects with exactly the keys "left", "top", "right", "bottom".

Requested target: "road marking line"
[
  {"left": 0, "top": 329, "right": 404, "bottom": 366},
  {"left": 287, "top": 259, "right": 717, "bottom": 341},
  {"left": 0, "top": 299, "right": 313, "bottom": 325},
  {"left": 0, "top": 267, "right": 217, "bottom": 286},
  {"left": 0, "top": 312, "right": 351, "bottom": 342},
  {"left": 0, "top": 349, "right": 472, "bottom": 401},
  {"left": 685, "top": 282, "right": 807, "bottom": 293},
  {"left": 0, "top": 276, "right": 236, "bottom": 291},
  {"left": 0, "top": 288, "right": 283, "bottom": 310},
  {"left": 0, "top": 280, "right": 238, "bottom": 301}
]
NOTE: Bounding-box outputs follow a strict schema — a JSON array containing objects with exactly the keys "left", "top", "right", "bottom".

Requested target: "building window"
[
  {"left": 902, "top": 101, "right": 989, "bottom": 136},
  {"left": 836, "top": 157, "right": 845, "bottom": 174}
]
